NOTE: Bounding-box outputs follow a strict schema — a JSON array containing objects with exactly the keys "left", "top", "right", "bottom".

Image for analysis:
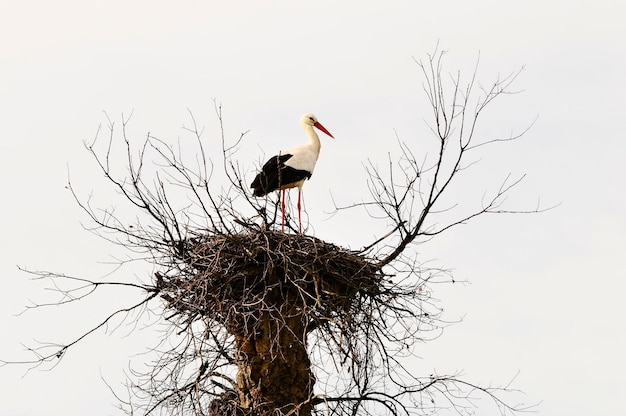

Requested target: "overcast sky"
[{"left": 1, "top": 1, "right": 624, "bottom": 415}]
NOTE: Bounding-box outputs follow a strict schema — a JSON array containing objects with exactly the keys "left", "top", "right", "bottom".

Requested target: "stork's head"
[{"left": 301, "top": 113, "right": 334, "bottom": 139}]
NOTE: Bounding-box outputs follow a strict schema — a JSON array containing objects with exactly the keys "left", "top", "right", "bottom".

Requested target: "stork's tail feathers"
[{"left": 251, "top": 174, "right": 269, "bottom": 197}]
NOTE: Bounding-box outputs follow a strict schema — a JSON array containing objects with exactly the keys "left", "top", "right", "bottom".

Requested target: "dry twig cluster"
[{"left": 158, "top": 230, "right": 382, "bottom": 327}]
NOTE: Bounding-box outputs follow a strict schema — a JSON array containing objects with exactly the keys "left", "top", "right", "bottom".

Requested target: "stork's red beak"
[{"left": 314, "top": 122, "right": 334, "bottom": 139}]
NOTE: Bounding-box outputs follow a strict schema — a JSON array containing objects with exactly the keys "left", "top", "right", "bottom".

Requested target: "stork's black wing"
[{"left": 251, "top": 153, "right": 311, "bottom": 197}]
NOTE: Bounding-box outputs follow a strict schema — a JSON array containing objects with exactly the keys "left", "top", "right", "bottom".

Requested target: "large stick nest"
[{"left": 156, "top": 230, "right": 384, "bottom": 329}]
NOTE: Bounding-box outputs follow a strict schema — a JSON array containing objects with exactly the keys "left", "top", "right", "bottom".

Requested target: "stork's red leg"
[
  {"left": 281, "top": 189, "right": 286, "bottom": 233},
  {"left": 297, "top": 189, "right": 302, "bottom": 234}
]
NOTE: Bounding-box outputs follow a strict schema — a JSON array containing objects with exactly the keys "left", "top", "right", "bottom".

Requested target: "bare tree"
[{"left": 4, "top": 49, "right": 539, "bottom": 416}]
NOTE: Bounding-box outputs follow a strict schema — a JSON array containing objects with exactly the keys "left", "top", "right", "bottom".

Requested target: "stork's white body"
[{"left": 282, "top": 141, "right": 321, "bottom": 178}]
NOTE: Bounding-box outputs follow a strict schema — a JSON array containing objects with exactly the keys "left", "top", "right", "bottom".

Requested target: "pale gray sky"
[{"left": 1, "top": 1, "right": 624, "bottom": 415}]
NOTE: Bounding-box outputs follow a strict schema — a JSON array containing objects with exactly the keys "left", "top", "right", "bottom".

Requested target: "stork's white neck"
[{"left": 302, "top": 122, "right": 321, "bottom": 154}]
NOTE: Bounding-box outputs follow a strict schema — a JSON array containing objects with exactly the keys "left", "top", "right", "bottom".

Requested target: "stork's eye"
[{"left": 309, "top": 117, "right": 315, "bottom": 122}]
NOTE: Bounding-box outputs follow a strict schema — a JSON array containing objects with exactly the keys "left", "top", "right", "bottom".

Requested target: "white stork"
[{"left": 251, "top": 113, "right": 334, "bottom": 233}]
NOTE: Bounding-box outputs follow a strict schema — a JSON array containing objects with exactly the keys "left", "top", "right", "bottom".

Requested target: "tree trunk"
[
  {"left": 234, "top": 310, "right": 313, "bottom": 416},
  {"left": 212, "top": 267, "right": 314, "bottom": 416}
]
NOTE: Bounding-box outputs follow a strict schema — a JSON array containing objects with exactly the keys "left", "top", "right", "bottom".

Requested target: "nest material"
[{"left": 156, "top": 230, "right": 383, "bottom": 326}]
